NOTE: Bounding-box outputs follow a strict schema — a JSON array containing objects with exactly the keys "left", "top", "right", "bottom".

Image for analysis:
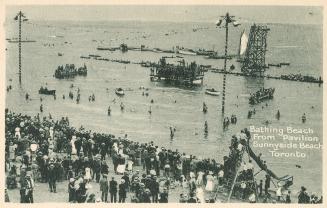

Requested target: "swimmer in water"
[
  {"left": 204, "top": 121, "right": 208, "bottom": 133},
  {"left": 108, "top": 106, "right": 111, "bottom": 116}
]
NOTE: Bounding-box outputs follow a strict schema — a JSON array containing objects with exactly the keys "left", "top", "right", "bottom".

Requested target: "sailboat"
[{"left": 236, "top": 29, "right": 248, "bottom": 62}]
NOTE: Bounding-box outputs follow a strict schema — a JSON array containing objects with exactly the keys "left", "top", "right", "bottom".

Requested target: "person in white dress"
[
  {"left": 15, "top": 127, "right": 21, "bottom": 139},
  {"left": 49, "top": 127, "right": 54, "bottom": 140},
  {"left": 205, "top": 171, "right": 215, "bottom": 192},
  {"left": 112, "top": 143, "right": 118, "bottom": 154},
  {"left": 127, "top": 158, "right": 134, "bottom": 172},
  {"left": 71, "top": 136, "right": 77, "bottom": 155},
  {"left": 196, "top": 186, "right": 205, "bottom": 203},
  {"left": 196, "top": 171, "right": 204, "bottom": 186},
  {"left": 8, "top": 142, "right": 17, "bottom": 161},
  {"left": 85, "top": 167, "right": 92, "bottom": 182},
  {"left": 116, "top": 154, "right": 126, "bottom": 174}
]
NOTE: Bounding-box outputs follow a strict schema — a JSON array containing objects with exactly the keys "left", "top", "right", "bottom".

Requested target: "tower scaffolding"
[{"left": 241, "top": 24, "right": 270, "bottom": 76}]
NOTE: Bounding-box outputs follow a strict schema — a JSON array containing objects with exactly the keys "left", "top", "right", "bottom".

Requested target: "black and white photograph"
[{"left": 2, "top": 2, "right": 324, "bottom": 204}]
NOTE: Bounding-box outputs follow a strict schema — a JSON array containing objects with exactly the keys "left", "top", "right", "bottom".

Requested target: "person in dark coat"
[
  {"left": 142, "top": 189, "right": 151, "bottom": 203},
  {"left": 74, "top": 137, "right": 82, "bottom": 156},
  {"left": 187, "top": 193, "right": 197, "bottom": 203},
  {"left": 47, "top": 163, "right": 57, "bottom": 193},
  {"left": 149, "top": 176, "right": 159, "bottom": 202},
  {"left": 76, "top": 182, "right": 87, "bottom": 203},
  {"left": 121, "top": 172, "right": 130, "bottom": 192},
  {"left": 286, "top": 190, "right": 291, "bottom": 203},
  {"left": 68, "top": 178, "right": 76, "bottom": 202},
  {"left": 101, "top": 160, "right": 109, "bottom": 175},
  {"left": 118, "top": 179, "right": 127, "bottom": 202},
  {"left": 109, "top": 177, "right": 118, "bottom": 203},
  {"left": 99, "top": 174, "right": 109, "bottom": 202},
  {"left": 159, "top": 187, "right": 168, "bottom": 203},
  {"left": 100, "top": 143, "right": 107, "bottom": 160},
  {"left": 92, "top": 158, "right": 101, "bottom": 182},
  {"left": 86, "top": 193, "right": 96, "bottom": 203},
  {"left": 21, "top": 174, "right": 34, "bottom": 203},
  {"left": 264, "top": 174, "right": 270, "bottom": 195},
  {"left": 298, "top": 186, "right": 310, "bottom": 204}
]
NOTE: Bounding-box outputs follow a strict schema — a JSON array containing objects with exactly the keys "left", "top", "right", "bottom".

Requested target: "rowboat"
[
  {"left": 39, "top": 87, "right": 56, "bottom": 95},
  {"left": 205, "top": 88, "right": 220, "bottom": 96},
  {"left": 115, "top": 88, "right": 124, "bottom": 96}
]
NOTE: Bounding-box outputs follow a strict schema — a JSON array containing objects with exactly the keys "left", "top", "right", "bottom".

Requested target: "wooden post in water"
[
  {"left": 14, "top": 11, "right": 27, "bottom": 85},
  {"left": 217, "top": 13, "right": 239, "bottom": 117},
  {"left": 18, "top": 11, "right": 22, "bottom": 84}
]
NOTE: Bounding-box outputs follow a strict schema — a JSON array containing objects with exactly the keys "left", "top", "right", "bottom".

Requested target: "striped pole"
[
  {"left": 18, "top": 11, "right": 22, "bottom": 84},
  {"left": 221, "top": 13, "right": 230, "bottom": 115}
]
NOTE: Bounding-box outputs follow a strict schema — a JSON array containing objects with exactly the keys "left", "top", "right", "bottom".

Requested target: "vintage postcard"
[{"left": 1, "top": 0, "right": 325, "bottom": 206}]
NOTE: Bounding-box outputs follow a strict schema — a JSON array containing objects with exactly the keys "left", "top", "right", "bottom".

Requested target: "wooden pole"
[
  {"left": 18, "top": 11, "right": 22, "bottom": 84},
  {"left": 221, "top": 13, "right": 230, "bottom": 115}
]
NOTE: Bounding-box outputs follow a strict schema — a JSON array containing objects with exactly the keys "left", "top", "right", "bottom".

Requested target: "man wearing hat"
[
  {"left": 118, "top": 179, "right": 127, "bottom": 202},
  {"left": 99, "top": 174, "right": 109, "bottom": 202},
  {"left": 109, "top": 177, "right": 118, "bottom": 203}
]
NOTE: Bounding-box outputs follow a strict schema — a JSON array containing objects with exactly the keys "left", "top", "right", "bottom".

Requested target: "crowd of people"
[
  {"left": 280, "top": 74, "right": 322, "bottom": 83},
  {"left": 4, "top": 109, "right": 321, "bottom": 203},
  {"left": 54, "top": 64, "right": 87, "bottom": 79},
  {"left": 249, "top": 88, "right": 275, "bottom": 105},
  {"left": 151, "top": 58, "right": 204, "bottom": 83}
]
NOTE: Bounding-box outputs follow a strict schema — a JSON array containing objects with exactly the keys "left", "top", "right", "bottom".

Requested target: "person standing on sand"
[
  {"left": 23, "top": 174, "right": 34, "bottom": 203},
  {"left": 109, "top": 177, "right": 118, "bottom": 203},
  {"left": 47, "top": 163, "right": 57, "bottom": 193},
  {"left": 159, "top": 187, "right": 168, "bottom": 203},
  {"left": 118, "top": 179, "right": 127, "bottom": 202},
  {"left": 99, "top": 174, "right": 109, "bottom": 202},
  {"left": 68, "top": 178, "right": 76, "bottom": 202}
]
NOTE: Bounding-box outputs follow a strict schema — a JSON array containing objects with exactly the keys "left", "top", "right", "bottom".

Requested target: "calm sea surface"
[{"left": 5, "top": 20, "right": 323, "bottom": 197}]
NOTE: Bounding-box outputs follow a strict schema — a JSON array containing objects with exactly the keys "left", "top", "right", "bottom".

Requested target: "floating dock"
[{"left": 150, "top": 58, "right": 204, "bottom": 85}]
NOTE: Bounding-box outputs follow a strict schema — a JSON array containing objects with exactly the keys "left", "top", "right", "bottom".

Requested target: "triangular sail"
[{"left": 239, "top": 30, "right": 248, "bottom": 56}]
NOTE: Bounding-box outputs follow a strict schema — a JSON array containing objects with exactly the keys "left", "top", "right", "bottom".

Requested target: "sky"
[{"left": 5, "top": 5, "right": 323, "bottom": 24}]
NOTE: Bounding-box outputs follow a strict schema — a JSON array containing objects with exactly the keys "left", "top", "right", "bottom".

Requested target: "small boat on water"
[
  {"left": 249, "top": 88, "right": 275, "bottom": 104},
  {"left": 115, "top": 88, "right": 124, "bottom": 96},
  {"left": 39, "top": 87, "right": 56, "bottom": 95},
  {"left": 205, "top": 88, "right": 220, "bottom": 96},
  {"left": 192, "top": 80, "right": 202, "bottom": 85},
  {"left": 177, "top": 49, "right": 197, "bottom": 56}
]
